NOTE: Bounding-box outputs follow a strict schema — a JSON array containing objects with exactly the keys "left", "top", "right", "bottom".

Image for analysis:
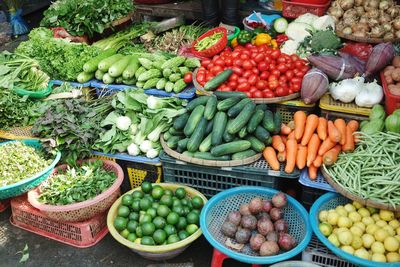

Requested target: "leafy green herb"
[
  {"left": 17, "top": 244, "right": 29, "bottom": 263},
  {"left": 297, "top": 28, "right": 342, "bottom": 58}
]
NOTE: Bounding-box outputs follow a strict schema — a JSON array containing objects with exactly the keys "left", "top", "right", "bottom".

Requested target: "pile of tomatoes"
[{"left": 196, "top": 44, "right": 310, "bottom": 98}]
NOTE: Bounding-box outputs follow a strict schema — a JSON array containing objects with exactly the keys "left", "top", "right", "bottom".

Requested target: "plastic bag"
[
  {"left": 10, "top": 9, "right": 29, "bottom": 36},
  {"left": 339, "top": 42, "right": 372, "bottom": 62}
]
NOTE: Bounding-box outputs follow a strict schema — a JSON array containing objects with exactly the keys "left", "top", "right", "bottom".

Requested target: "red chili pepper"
[{"left": 276, "top": 34, "right": 289, "bottom": 45}]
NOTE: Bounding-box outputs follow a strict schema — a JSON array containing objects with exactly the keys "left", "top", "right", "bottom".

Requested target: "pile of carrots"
[{"left": 262, "top": 111, "right": 359, "bottom": 180}]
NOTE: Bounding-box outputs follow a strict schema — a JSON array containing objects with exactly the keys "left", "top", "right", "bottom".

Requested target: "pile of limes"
[{"left": 113, "top": 182, "right": 204, "bottom": 246}]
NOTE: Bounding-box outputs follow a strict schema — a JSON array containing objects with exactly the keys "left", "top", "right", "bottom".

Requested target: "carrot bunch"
[{"left": 262, "top": 111, "right": 359, "bottom": 180}]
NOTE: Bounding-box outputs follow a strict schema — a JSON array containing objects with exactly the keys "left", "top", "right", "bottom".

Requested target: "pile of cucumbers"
[
  {"left": 164, "top": 91, "right": 282, "bottom": 161},
  {"left": 77, "top": 48, "right": 200, "bottom": 93}
]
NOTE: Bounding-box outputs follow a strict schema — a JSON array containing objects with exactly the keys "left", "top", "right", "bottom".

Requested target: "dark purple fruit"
[
  {"left": 226, "top": 211, "right": 241, "bottom": 226},
  {"left": 221, "top": 221, "right": 238, "bottom": 238},
  {"left": 249, "top": 234, "right": 266, "bottom": 251},
  {"left": 249, "top": 197, "right": 263, "bottom": 215},
  {"left": 235, "top": 227, "right": 251, "bottom": 244},
  {"left": 241, "top": 215, "right": 257, "bottom": 230},
  {"left": 272, "top": 192, "right": 287, "bottom": 208}
]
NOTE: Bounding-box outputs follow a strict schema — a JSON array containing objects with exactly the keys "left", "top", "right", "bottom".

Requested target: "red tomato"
[
  {"left": 224, "top": 58, "right": 233, "bottom": 66},
  {"left": 256, "top": 80, "right": 268, "bottom": 90},
  {"left": 285, "top": 70, "right": 294, "bottom": 79},
  {"left": 269, "top": 79, "right": 279, "bottom": 90},
  {"left": 254, "top": 53, "right": 265, "bottom": 63},
  {"left": 232, "top": 67, "right": 244, "bottom": 76},
  {"left": 253, "top": 90, "right": 263, "bottom": 98},
  {"left": 207, "top": 63, "right": 214, "bottom": 70},
  {"left": 250, "top": 87, "right": 258, "bottom": 93},
  {"left": 228, "top": 81, "right": 238, "bottom": 89},
  {"left": 263, "top": 90, "right": 275, "bottom": 98},
  {"left": 183, "top": 72, "right": 193, "bottom": 83},
  {"left": 275, "top": 86, "right": 289, "bottom": 97},
  {"left": 215, "top": 59, "right": 225, "bottom": 67},
  {"left": 301, "top": 65, "right": 310, "bottom": 73},
  {"left": 232, "top": 51, "right": 241, "bottom": 58},
  {"left": 290, "top": 54, "right": 300, "bottom": 62},
  {"left": 224, "top": 86, "right": 233, "bottom": 92},
  {"left": 271, "top": 69, "right": 281, "bottom": 77},
  {"left": 243, "top": 70, "right": 253, "bottom": 78},
  {"left": 206, "top": 74, "right": 214, "bottom": 82},
  {"left": 264, "top": 55, "right": 272, "bottom": 64},
  {"left": 293, "top": 68, "right": 299, "bottom": 75},
  {"left": 211, "top": 65, "right": 223, "bottom": 75},
  {"left": 260, "top": 71, "right": 270, "bottom": 80},
  {"left": 291, "top": 77, "right": 302, "bottom": 86},
  {"left": 288, "top": 89, "right": 294, "bottom": 95},
  {"left": 245, "top": 92, "right": 252, "bottom": 98},
  {"left": 245, "top": 43, "right": 254, "bottom": 49},
  {"left": 268, "top": 74, "right": 278, "bottom": 82},
  {"left": 286, "top": 62, "right": 294, "bottom": 70},
  {"left": 238, "top": 77, "right": 248, "bottom": 84},
  {"left": 271, "top": 49, "right": 281, "bottom": 59},
  {"left": 196, "top": 73, "right": 205, "bottom": 83},
  {"left": 240, "top": 54, "right": 250, "bottom": 60},
  {"left": 248, "top": 74, "right": 258, "bottom": 85},
  {"left": 201, "top": 59, "right": 211, "bottom": 68},
  {"left": 229, "top": 73, "right": 239, "bottom": 81},
  {"left": 279, "top": 75, "right": 287, "bottom": 83},
  {"left": 269, "top": 63, "right": 276, "bottom": 72},
  {"left": 296, "top": 71, "right": 306, "bottom": 77},
  {"left": 233, "top": 59, "right": 242, "bottom": 67},
  {"left": 251, "top": 52, "right": 258, "bottom": 59},
  {"left": 242, "top": 60, "right": 253, "bottom": 70},
  {"left": 292, "top": 82, "right": 301, "bottom": 92},
  {"left": 277, "top": 57, "right": 286, "bottom": 64},
  {"left": 258, "top": 62, "right": 269, "bottom": 72},
  {"left": 250, "top": 59, "right": 257, "bottom": 66},
  {"left": 277, "top": 63, "right": 288, "bottom": 73},
  {"left": 294, "top": 60, "right": 304, "bottom": 68},
  {"left": 251, "top": 68, "right": 259, "bottom": 75},
  {"left": 198, "top": 66, "right": 206, "bottom": 72},
  {"left": 237, "top": 82, "right": 250, "bottom": 92}
]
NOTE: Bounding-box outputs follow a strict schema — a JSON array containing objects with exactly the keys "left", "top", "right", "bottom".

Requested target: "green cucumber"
[
  {"left": 213, "top": 91, "right": 247, "bottom": 100},
  {"left": 227, "top": 102, "right": 256, "bottom": 134},
  {"left": 239, "top": 127, "right": 247, "bottom": 138},
  {"left": 232, "top": 149, "right": 257, "bottom": 160},
  {"left": 272, "top": 112, "right": 282, "bottom": 135},
  {"left": 173, "top": 113, "right": 189, "bottom": 130},
  {"left": 108, "top": 56, "right": 132, "bottom": 77},
  {"left": 206, "top": 119, "right": 214, "bottom": 135},
  {"left": 204, "top": 96, "right": 218, "bottom": 120},
  {"left": 95, "top": 69, "right": 105, "bottom": 80},
  {"left": 156, "top": 78, "right": 167, "bottom": 90},
  {"left": 273, "top": 17, "right": 288, "bottom": 33},
  {"left": 199, "top": 133, "right": 212, "bottom": 152},
  {"left": 169, "top": 127, "right": 183, "bottom": 136},
  {"left": 255, "top": 126, "right": 271, "bottom": 144},
  {"left": 266, "top": 136, "right": 272, "bottom": 145},
  {"left": 262, "top": 110, "right": 276, "bottom": 133},
  {"left": 204, "top": 69, "right": 233, "bottom": 91},
  {"left": 143, "top": 78, "right": 159, "bottom": 89},
  {"left": 77, "top": 71, "right": 94, "bottom": 83},
  {"left": 211, "top": 112, "right": 228, "bottom": 146},
  {"left": 115, "top": 76, "right": 123, "bottom": 84},
  {"left": 102, "top": 73, "right": 115, "bottom": 84},
  {"left": 227, "top": 98, "right": 252, "bottom": 117},
  {"left": 135, "top": 66, "right": 146, "bottom": 79},
  {"left": 211, "top": 140, "right": 252, "bottom": 157},
  {"left": 182, "top": 151, "right": 194, "bottom": 157},
  {"left": 165, "top": 81, "right": 174, "bottom": 92},
  {"left": 223, "top": 119, "right": 235, "bottom": 142},
  {"left": 187, "top": 117, "right": 207, "bottom": 152},
  {"left": 246, "top": 136, "right": 265, "bottom": 152},
  {"left": 122, "top": 57, "right": 139, "bottom": 79},
  {"left": 138, "top": 58, "right": 154, "bottom": 70},
  {"left": 173, "top": 79, "right": 187, "bottom": 93},
  {"left": 184, "top": 105, "right": 205, "bottom": 136},
  {"left": 167, "top": 136, "right": 181, "bottom": 149},
  {"left": 186, "top": 96, "right": 210, "bottom": 111},
  {"left": 123, "top": 77, "right": 136, "bottom": 85},
  {"left": 136, "top": 81, "right": 144, "bottom": 88},
  {"left": 83, "top": 48, "right": 116, "bottom": 73},
  {"left": 98, "top": 54, "right": 124, "bottom": 72},
  {"left": 247, "top": 108, "right": 265, "bottom": 133},
  {"left": 256, "top": 104, "right": 268, "bottom": 111},
  {"left": 178, "top": 138, "right": 189, "bottom": 152},
  {"left": 217, "top": 97, "right": 241, "bottom": 111},
  {"left": 193, "top": 152, "right": 230, "bottom": 161}
]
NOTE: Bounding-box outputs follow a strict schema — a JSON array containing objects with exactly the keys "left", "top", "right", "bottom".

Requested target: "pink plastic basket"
[
  {"left": 191, "top": 27, "right": 228, "bottom": 58},
  {"left": 10, "top": 195, "right": 108, "bottom": 248},
  {"left": 282, "top": 0, "right": 330, "bottom": 18},
  {"left": 27, "top": 159, "right": 124, "bottom": 222}
]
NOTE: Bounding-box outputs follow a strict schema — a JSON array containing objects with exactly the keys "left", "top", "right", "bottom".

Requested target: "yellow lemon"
[
  {"left": 327, "top": 212, "right": 339, "bottom": 226},
  {"left": 358, "top": 208, "right": 371, "bottom": 218},
  {"left": 341, "top": 245, "right": 355, "bottom": 255},
  {"left": 354, "top": 222, "right": 366, "bottom": 232},
  {"left": 344, "top": 203, "right": 356, "bottom": 213},
  {"left": 351, "top": 235, "right": 363, "bottom": 250},
  {"left": 319, "top": 210, "right": 329, "bottom": 222},
  {"left": 350, "top": 226, "right": 364, "bottom": 237},
  {"left": 374, "top": 229, "right": 389, "bottom": 242},
  {"left": 371, "top": 253, "right": 386, "bottom": 262},
  {"left": 389, "top": 219, "right": 400, "bottom": 229},
  {"left": 349, "top": 211, "right": 362, "bottom": 223},
  {"left": 338, "top": 216, "right": 353, "bottom": 228},
  {"left": 353, "top": 201, "right": 363, "bottom": 210},
  {"left": 386, "top": 252, "right": 400, "bottom": 262},
  {"left": 366, "top": 224, "right": 379, "bottom": 235},
  {"left": 380, "top": 210, "right": 395, "bottom": 222},
  {"left": 354, "top": 248, "right": 370, "bottom": 260},
  {"left": 328, "top": 233, "right": 340, "bottom": 247},
  {"left": 362, "top": 217, "right": 374, "bottom": 226},
  {"left": 361, "top": 234, "right": 375, "bottom": 248},
  {"left": 371, "top": 241, "right": 385, "bottom": 254},
  {"left": 384, "top": 236, "right": 400, "bottom": 252},
  {"left": 338, "top": 230, "right": 353, "bottom": 246}
]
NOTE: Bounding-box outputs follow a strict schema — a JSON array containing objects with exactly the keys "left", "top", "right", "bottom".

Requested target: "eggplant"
[{"left": 301, "top": 68, "right": 329, "bottom": 104}]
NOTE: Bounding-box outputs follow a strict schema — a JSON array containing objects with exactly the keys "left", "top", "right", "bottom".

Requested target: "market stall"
[{"left": 1, "top": 0, "right": 400, "bottom": 266}]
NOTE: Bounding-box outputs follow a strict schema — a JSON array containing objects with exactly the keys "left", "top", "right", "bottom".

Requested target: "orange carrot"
[
  {"left": 328, "top": 120, "right": 341, "bottom": 143},
  {"left": 281, "top": 135, "right": 287, "bottom": 145},
  {"left": 272, "top": 135, "right": 285, "bottom": 152},
  {"left": 308, "top": 165, "right": 318, "bottom": 180},
  {"left": 317, "top": 117, "right": 328, "bottom": 141},
  {"left": 342, "top": 125, "right": 355, "bottom": 152},
  {"left": 347, "top": 120, "right": 359, "bottom": 132},
  {"left": 301, "top": 114, "right": 319, "bottom": 146},
  {"left": 318, "top": 138, "right": 337, "bottom": 156},
  {"left": 285, "top": 139, "right": 298, "bottom": 173},
  {"left": 288, "top": 131, "right": 295, "bottom": 140},
  {"left": 296, "top": 145, "right": 307, "bottom": 170},
  {"left": 280, "top": 123, "right": 292, "bottom": 135},
  {"left": 263, "top": 146, "right": 280, "bottom": 171},
  {"left": 294, "top": 111, "right": 307, "bottom": 141},
  {"left": 334, "top": 119, "right": 347, "bottom": 145},
  {"left": 277, "top": 150, "right": 286, "bottom": 163},
  {"left": 306, "top": 134, "right": 321, "bottom": 167},
  {"left": 287, "top": 120, "right": 295, "bottom": 130},
  {"left": 313, "top": 155, "right": 323, "bottom": 168},
  {"left": 323, "top": 145, "right": 341, "bottom": 166}
]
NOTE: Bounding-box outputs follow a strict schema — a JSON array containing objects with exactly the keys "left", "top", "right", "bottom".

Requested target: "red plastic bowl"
[
  {"left": 380, "top": 71, "right": 400, "bottom": 115},
  {"left": 191, "top": 27, "right": 228, "bottom": 58},
  {"left": 288, "top": 0, "right": 329, "bottom": 4}
]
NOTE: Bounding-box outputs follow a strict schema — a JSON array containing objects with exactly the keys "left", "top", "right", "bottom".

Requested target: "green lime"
[
  {"left": 157, "top": 205, "right": 170, "bottom": 218},
  {"left": 152, "top": 202, "right": 160, "bottom": 210},
  {"left": 114, "top": 217, "right": 128, "bottom": 231},
  {"left": 172, "top": 205, "right": 184, "bottom": 216},
  {"left": 191, "top": 196, "right": 204, "bottom": 209},
  {"left": 141, "top": 222, "right": 156, "bottom": 236},
  {"left": 176, "top": 217, "right": 187, "bottom": 230},
  {"left": 172, "top": 199, "right": 181, "bottom": 207},
  {"left": 167, "top": 212, "right": 180, "bottom": 225},
  {"left": 134, "top": 238, "right": 141, "bottom": 244},
  {"left": 122, "top": 194, "right": 134, "bottom": 206},
  {"left": 141, "top": 181, "right": 152, "bottom": 193},
  {"left": 127, "top": 220, "right": 138, "bottom": 233},
  {"left": 182, "top": 206, "right": 191, "bottom": 216},
  {"left": 127, "top": 233, "right": 137, "bottom": 242},
  {"left": 186, "top": 224, "right": 199, "bottom": 235},
  {"left": 153, "top": 229, "right": 167, "bottom": 244},
  {"left": 132, "top": 190, "right": 144, "bottom": 199},
  {"left": 143, "top": 194, "right": 153, "bottom": 201},
  {"left": 117, "top": 205, "right": 130, "bottom": 218},
  {"left": 136, "top": 226, "right": 143, "bottom": 237},
  {"left": 178, "top": 230, "right": 189, "bottom": 240},
  {"left": 140, "top": 198, "right": 152, "bottom": 211},
  {"left": 153, "top": 216, "right": 166, "bottom": 229},
  {"left": 139, "top": 214, "right": 152, "bottom": 224},
  {"left": 164, "top": 189, "right": 173, "bottom": 196},
  {"left": 192, "top": 209, "right": 201, "bottom": 215},
  {"left": 146, "top": 208, "right": 157, "bottom": 219},
  {"left": 153, "top": 185, "right": 163, "bottom": 190},
  {"left": 186, "top": 212, "right": 199, "bottom": 225},
  {"left": 167, "top": 234, "right": 180, "bottom": 244},
  {"left": 175, "top": 188, "right": 186, "bottom": 199},
  {"left": 151, "top": 186, "right": 164, "bottom": 200},
  {"left": 164, "top": 224, "right": 177, "bottom": 236},
  {"left": 181, "top": 199, "right": 189, "bottom": 206},
  {"left": 160, "top": 195, "right": 173, "bottom": 207},
  {"left": 131, "top": 199, "right": 140, "bottom": 212},
  {"left": 141, "top": 236, "right": 155, "bottom": 246},
  {"left": 120, "top": 229, "right": 130, "bottom": 238},
  {"left": 186, "top": 200, "right": 193, "bottom": 209},
  {"left": 129, "top": 212, "right": 139, "bottom": 221}
]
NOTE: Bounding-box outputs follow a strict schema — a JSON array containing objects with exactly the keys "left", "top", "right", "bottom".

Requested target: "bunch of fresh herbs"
[{"left": 38, "top": 160, "right": 116, "bottom": 205}]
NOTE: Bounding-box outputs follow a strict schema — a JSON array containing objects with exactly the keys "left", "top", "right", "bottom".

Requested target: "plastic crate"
[
  {"left": 271, "top": 99, "right": 316, "bottom": 123},
  {"left": 0, "top": 199, "right": 10, "bottom": 212},
  {"left": 91, "top": 151, "right": 162, "bottom": 193},
  {"left": 301, "top": 185, "right": 328, "bottom": 211},
  {"left": 381, "top": 71, "right": 400, "bottom": 115},
  {"left": 10, "top": 196, "right": 108, "bottom": 248},
  {"left": 299, "top": 169, "right": 336, "bottom": 192},
  {"left": 302, "top": 235, "right": 356, "bottom": 267},
  {"left": 319, "top": 94, "right": 370, "bottom": 121},
  {"left": 282, "top": 0, "right": 330, "bottom": 18},
  {"left": 0, "top": 126, "right": 36, "bottom": 141},
  {"left": 160, "top": 151, "right": 299, "bottom": 198}
]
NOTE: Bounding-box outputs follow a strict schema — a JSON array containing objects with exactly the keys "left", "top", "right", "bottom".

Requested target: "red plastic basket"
[
  {"left": 10, "top": 195, "right": 108, "bottom": 248},
  {"left": 0, "top": 199, "right": 10, "bottom": 212},
  {"left": 380, "top": 71, "right": 400, "bottom": 115},
  {"left": 282, "top": 0, "right": 331, "bottom": 18},
  {"left": 191, "top": 27, "right": 228, "bottom": 58}
]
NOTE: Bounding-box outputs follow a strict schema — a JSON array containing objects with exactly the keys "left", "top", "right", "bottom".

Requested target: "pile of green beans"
[
  {"left": 0, "top": 142, "right": 52, "bottom": 187},
  {"left": 194, "top": 32, "right": 223, "bottom": 51},
  {"left": 324, "top": 131, "right": 400, "bottom": 208}
]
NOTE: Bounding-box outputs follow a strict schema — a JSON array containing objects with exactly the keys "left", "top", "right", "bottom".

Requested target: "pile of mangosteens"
[{"left": 220, "top": 192, "right": 297, "bottom": 256}]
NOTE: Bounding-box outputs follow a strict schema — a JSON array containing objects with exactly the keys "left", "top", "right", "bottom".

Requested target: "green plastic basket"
[
  {"left": 227, "top": 26, "right": 240, "bottom": 44},
  {"left": 14, "top": 81, "right": 53, "bottom": 99},
  {"left": 0, "top": 140, "right": 61, "bottom": 200}
]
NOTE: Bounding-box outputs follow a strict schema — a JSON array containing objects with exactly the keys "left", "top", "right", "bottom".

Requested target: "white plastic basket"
[{"left": 302, "top": 236, "right": 357, "bottom": 267}]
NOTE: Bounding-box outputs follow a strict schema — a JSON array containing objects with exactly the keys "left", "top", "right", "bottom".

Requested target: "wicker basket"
[{"left": 27, "top": 159, "right": 124, "bottom": 222}]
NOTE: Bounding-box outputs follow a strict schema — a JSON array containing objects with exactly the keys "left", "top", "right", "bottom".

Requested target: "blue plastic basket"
[
  {"left": 200, "top": 186, "right": 312, "bottom": 265},
  {"left": 91, "top": 80, "right": 196, "bottom": 99},
  {"left": 310, "top": 193, "right": 400, "bottom": 267},
  {"left": 91, "top": 150, "right": 160, "bottom": 165},
  {"left": 0, "top": 140, "right": 61, "bottom": 200},
  {"left": 299, "top": 169, "right": 336, "bottom": 192},
  {"left": 50, "top": 80, "right": 91, "bottom": 88}
]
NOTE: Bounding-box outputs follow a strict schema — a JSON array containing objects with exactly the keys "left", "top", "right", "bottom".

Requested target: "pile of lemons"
[{"left": 318, "top": 201, "right": 400, "bottom": 263}]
